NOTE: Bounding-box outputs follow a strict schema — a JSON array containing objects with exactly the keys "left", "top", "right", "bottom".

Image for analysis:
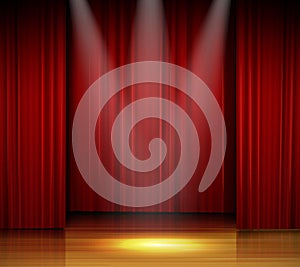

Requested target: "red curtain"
[
  {"left": 68, "top": 0, "right": 236, "bottom": 212},
  {"left": 1, "top": 0, "right": 299, "bottom": 229},
  {"left": 0, "top": 0, "right": 66, "bottom": 228},
  {"left": 236, "top": 0, "right": 300, "bottom": 229}
]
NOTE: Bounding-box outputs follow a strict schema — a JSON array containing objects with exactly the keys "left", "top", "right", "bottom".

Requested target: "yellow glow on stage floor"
[{"left": 118, "top": 238, "right": 205, "bottom": 252}]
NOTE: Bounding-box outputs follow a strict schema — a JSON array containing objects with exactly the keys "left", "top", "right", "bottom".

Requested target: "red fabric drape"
[
  {"left": 236, "top": 0, "right": 300, "bottom": 229},
  {"left": 68, "top": 0, "right": 236, "bottom": 212},
  {"left": 0, "top": 1, "right": 66, "bottom": 228},
  {"left": 1, "top": 0, "right": 299, "bottom": 229}
]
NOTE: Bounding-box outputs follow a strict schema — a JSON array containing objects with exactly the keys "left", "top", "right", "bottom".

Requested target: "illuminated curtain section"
[
  {"left": 236, "top": 0, "right": 300, "bottom": 229},
  {"left": 0, "top": 0, "right": 66, "bottom": 228},
  {"left": 68, "top": 0, "right": 236, "bottom": 212}
]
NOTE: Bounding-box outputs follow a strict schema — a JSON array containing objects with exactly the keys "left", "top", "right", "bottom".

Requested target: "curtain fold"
[
  {"left": 0, "top": 0, "right": 66, "bottom": 228},
  {"left": 236, "top": 0, "right": 300, "bottom": 229}
]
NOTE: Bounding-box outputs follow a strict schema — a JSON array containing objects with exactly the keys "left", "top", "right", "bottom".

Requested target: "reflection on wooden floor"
[{"left": 0, "top": 214, "right": 299, "bottom": 266}]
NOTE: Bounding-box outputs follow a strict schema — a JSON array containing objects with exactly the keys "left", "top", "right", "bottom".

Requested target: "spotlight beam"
[
  {"left": 69, "top": 0, "right": 110, "bottom": 79},
  {"left": 130, "top": 0, "right": 169, "bottom": 61},
  {"left": 190, "top": 0, "right": 231, "bottom": 88},
  {"left": 189, "top": 0, "right": 231, "bottom": 192}
]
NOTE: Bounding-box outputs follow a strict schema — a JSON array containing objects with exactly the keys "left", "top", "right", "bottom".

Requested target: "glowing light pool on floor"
[{"left": 118, "top": 238, "right": 204, "bottom": 252}]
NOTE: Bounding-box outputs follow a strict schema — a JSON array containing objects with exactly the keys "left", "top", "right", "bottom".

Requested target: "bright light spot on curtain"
[{"left": 131, "top": 0, "right": 169, "bottom": 61}]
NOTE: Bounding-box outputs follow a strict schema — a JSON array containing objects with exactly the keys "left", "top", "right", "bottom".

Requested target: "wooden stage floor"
[{"left": 0, "top": 213, "right": 299, "bottom": 266}]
